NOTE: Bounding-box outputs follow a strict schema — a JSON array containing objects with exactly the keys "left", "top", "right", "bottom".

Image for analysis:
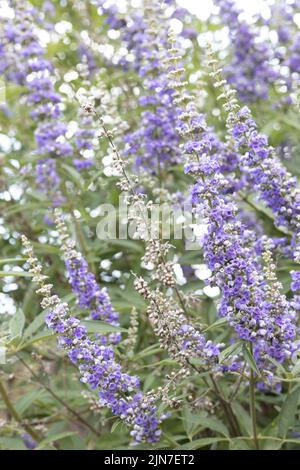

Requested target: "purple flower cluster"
[
  {"left": 22, "top": 236, "right": 162, "bottom": 444},
  {"left": 230, "top": 106, "right": 300, "bottom": 253},
  {"left": 55, "top": 213, "right": 121, "bottom": 344},
  {"left": 290, "top": 270, "right": 300, "bottom": 312},
  {"left": 171, "top": 76, "right": 298, "bottom": 363},
  {"left": 21, "top": 433, "right": 37, "bottom": 450},
  {"left": 47, "top": 305, "right": 161, "bottom": 443},
  {"left": 72, "top": 116, "right": 95, "bottom": 171},
  {"left": 0, "top": 3, "right": 70, "bottom": 199},
  {"left": 269, "top": 0, "right": 300, "bottom": 72},
  {"left": 65, "top": 252, "right": 121, "bottom": 345},
  {"left": 216, "top": 0, "right": 279, "bottom": 102},
  {"left": 287, "top": 32, "right": 300, "bottom": 73},
  {"left": 124, "top": 1, "right": 182, "bottom": 174}
]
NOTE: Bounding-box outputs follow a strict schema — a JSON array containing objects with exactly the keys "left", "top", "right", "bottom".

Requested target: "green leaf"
[
  {"left": 242, "top": 345, "right": 260, "bottom": 376},
  {"left": 0, "top": 258, "right": 26, "bottom": 266},
  {"left": 9, "top": 309, "right": 25, "bottom": 339},
  {"left": 280, "top": 115, "right": 300, "bottom": 132},
  {"left": 261, "top": 438, "right": 283, "bottom": 450},
  {"left": 229, "top": 438, "right": 252, "bottom": 450},
  {"left": 61, "top": 163, "right": 84, "bottom": 189},
  {"left": 291, "top": 359, "right": 300, "bottom": 377},
  {"left": 0, "top": 271, "right": 33, "bottom": 278},
  {"left": 0, "top": 437, "right": 26, "bottom": 450},
  {"left": 179, "top": 437, "right": 228, "bottom": 450},
  {"left": 278, "top": 385, "right": 300, "bottom": 438},
  {"left": 37, "top": 432, "right": 77, "bottom": 449},
  {"left": 81, "top": 320, "right": 125, "bottom": 334},
  {"left": 22, "top": 310, "right": 46, "bottom": 340},
  {"left": 219, "top": 341, "right": 243, "bottom": 362},
  {"left": 135, "top": 344, "right": 162, "bottom": 360},
  {"left": 15, "top": 389, "right": 45, "bottom": 416},
  {"left": 203, "top": 317, "right": 228, "bottom": 332},
  {"left": 108, "top": 239, "right": 144, "bottom": 253},
  {"left": 232, "top": 402, "right": 251, "bottom": 436},
  {"left": 5, "top": 202, "right": 49, "bottom": 216},
  {"left": 111, "top": 419, "right": 122, "bottom": 433},
  {"left": 19, "top": 329, "right": 55, "bottom": 348}
]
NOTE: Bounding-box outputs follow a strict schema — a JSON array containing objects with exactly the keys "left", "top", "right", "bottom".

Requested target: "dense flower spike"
[
  {"left": 3, "top": 0, "right": 300, "bottom": 451},
  {"left": 267, "top": 0, "right": 300, "bottom": 87},
  {"left": 229, "top": 105, "right": 300, "bottom": 254},
  {"left": 166, "top": 34, "right": 298, "bottom": 365},
  {"left": 207, "top": 47, "right": 300, "bottom": 259},
  {"left": 90, "top": 98, "right": 221, "bottom": 369},
  {"left": 0, "top": 1, "right": 71, "bottom": 200},
  {"left": 21, "top": 236, "right": 163, "bottom": 444},
  {"left": 55, "top": 210, "right": 121, "bottom": 344},
  {"left": 215, "top": 0, "right": 279, "bottom": 102},
  {"left": 72, "top": 114, "right": 96, "bottom": 171},
  {"left": 124, "top": 0, "right": 181, "bottom": 174},
  {"left": 134, "top": 276, "right": 222, "bottom": 366}
]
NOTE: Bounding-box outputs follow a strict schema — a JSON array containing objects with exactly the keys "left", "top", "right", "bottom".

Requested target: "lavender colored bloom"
[
  {"left": 229, "top": 106, "right": 300, "bottom": 258},
  {"left": 78, "top": 44, "right": 98, "bottom": 77},
  {"left": 55, "top": 213, "right": 121, "bottom": 344},
  {"left": 64, "top": 254, "right": 120, "bottom": 328},
  {"left": 166, "top": 46, "right": 299, "bottom": 365},
  {"left": 287, "top": 33, "right": 300, "bottom": 73},
  {"left": 216, "top": 0, "right": 280, "bottom": 102},
  {"left": 22, "top": 236, "right": 163, "bottom": 444},
  {"left": 46, "top": 306, "right": 162, "bottom": 443},
  {"left": 35, "top": 122, "right": 72, "bottom": 158},
  {"left": 0, "top": 3, "right": 80, "bottom": 200},
  {"left": 21, "top": 433, "right": 37, "bottom": 450},
  {"left": 189, "top": 113, "right": 298, "bottom": 362},
  {"left": 124, "top": 1, "right": 182, "bottom": 174},
  {"left": 72, "top": 115, "right": 95, "bottom": 171},
  {"left": 291, "top": 271, "right": 300, "bottom": 292}
]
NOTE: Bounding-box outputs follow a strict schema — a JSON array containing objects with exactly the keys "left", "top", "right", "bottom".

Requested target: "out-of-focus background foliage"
[{"left": 1, "top": 0, "right": 300, "bottom": 450}]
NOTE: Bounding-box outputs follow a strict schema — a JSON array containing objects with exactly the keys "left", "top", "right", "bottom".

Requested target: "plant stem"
[
  {"left": 249, "top": 354, "right": 259, "bottom": 450},
  {"left": 17, "top": 355, "right": 101, "bottom": 437},
  {"left": 209, "top": 374, "right": 241, "bottom": 437},
  {"left": 0, "top": 377, "right": 41, "bottom": 442},
  {"left": 60, "top": 178, "right": 96, "bottom": 274}
]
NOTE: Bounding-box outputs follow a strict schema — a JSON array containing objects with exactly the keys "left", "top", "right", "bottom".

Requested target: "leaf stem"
[{"left": 249, "top": 345, "right": 259, "bottom": 450}]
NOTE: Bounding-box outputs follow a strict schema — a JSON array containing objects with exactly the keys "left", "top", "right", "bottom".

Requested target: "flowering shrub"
[{"left": 1, "top": 0, "right": 300, "bottom": 451}]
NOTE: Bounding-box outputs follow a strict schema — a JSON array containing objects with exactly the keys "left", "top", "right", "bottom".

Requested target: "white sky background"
[
  {"left": 177, "top": 0, "right": 269, "bottom": 20},
  {"left": 0, "top": 0, "right": 268, "bottom": 20}
]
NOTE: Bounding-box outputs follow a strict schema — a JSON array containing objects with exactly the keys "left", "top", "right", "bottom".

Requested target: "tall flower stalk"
[
  {"left": 21, "top": 235, "right": 163, "bottom": 444},
  {"left": 54, "top": 210, "right": 121, "bottom": 345},
  {"left": 165, "top": 33, "right": 298, "bottom": 370},
  {"left": 208, "top": 50, "right": 300, "bottom": 260},
  {"left": 86, "top": 103, "right": 222, "bottom": 367},
  {"left": 1, "top": 1, "right": 72, "bottom": 201},
  {"left": 215, "top": 0, "right": 281, "bottom": 102},
  {"left": 124, "top": 0, "right": 181, "bottom": 175}
]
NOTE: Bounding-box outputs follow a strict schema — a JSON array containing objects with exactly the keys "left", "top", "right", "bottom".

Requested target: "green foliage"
[{"left": 1, "top": 0, "right": 300, "bottom": 452}]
